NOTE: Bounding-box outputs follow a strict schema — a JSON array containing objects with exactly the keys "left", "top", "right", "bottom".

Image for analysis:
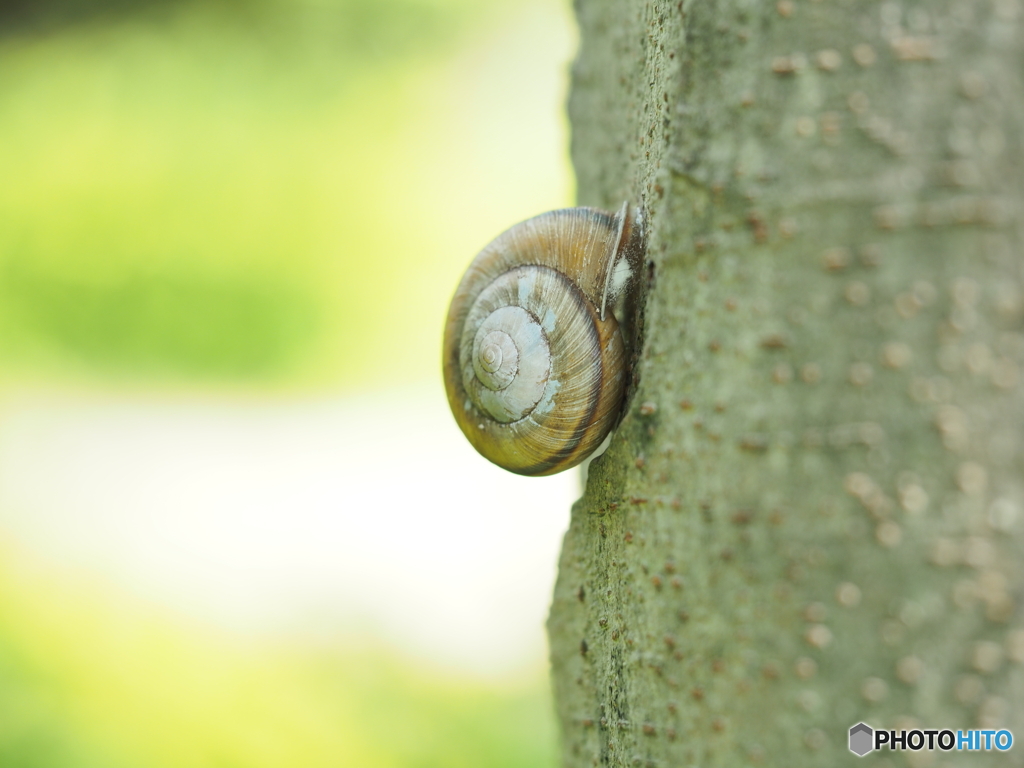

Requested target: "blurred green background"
[{"left": 0, "top": 0, "right": 576, "bottom": 764}]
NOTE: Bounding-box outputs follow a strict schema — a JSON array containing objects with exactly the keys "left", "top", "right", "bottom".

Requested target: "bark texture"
[{"left": 547, "top": 0, "right": 1024, "bottom": 765}]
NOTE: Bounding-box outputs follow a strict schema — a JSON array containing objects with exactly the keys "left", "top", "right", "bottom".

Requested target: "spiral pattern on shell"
[{"left": 443, "top": 205, "right": 637, "bottom": 476}]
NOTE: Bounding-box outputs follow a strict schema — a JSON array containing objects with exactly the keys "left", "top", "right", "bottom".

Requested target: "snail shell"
[{"left": 443, "top": 203, "right": 641, "bottom": 476}]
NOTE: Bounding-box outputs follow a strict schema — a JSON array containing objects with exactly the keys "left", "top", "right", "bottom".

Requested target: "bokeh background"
[{"left": 0, "top": 0, "right": 580, "bottom": 764}]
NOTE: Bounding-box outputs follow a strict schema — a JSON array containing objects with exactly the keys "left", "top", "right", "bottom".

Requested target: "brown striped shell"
[{"left": 442, "top": 204, "right": 638, "bottom": 476}]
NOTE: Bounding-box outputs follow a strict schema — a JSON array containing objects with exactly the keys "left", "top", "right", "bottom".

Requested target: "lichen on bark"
[{"left": 547, "top": 0, "right": 1024, "bottom": 765}]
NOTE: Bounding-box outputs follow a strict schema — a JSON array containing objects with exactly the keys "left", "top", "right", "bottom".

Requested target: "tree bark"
[{"left": 547, "top": 0, "right": 1024, "bottom": 765}]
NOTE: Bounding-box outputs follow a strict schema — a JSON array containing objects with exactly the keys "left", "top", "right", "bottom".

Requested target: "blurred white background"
[
  {"left": 0, "top": 386, "right": 578, "bottom": 677},
  {"left": 0, "top": 0, "right": 578, "bottom": 763}
]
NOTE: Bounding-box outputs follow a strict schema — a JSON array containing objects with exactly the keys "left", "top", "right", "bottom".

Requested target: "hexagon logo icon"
[{"left": 849, "top": 722, "right": 874, "bottom": 756}]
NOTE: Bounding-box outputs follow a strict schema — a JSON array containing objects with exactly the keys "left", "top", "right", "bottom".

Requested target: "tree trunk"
[{"left": 547, "top": 0, "right": 1024, "bottom": 765}]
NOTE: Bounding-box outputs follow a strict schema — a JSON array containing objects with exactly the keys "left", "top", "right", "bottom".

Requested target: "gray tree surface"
[{"left": 547, "top": 0, "right": 1024, "bottom": 765}]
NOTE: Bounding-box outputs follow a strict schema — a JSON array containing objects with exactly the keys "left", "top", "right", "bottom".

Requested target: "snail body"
[{"left": 443, "top": 203, "right": 641, "bottom": 476}]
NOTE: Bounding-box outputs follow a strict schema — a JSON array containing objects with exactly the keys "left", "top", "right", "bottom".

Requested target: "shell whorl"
[{"left": 443, "top": 205, "right": 636, "bottom": 476}]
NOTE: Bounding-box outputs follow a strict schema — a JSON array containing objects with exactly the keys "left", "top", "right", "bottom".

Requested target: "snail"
[{"left": 443, "top": 202, "right": 644, "bottom": 476}]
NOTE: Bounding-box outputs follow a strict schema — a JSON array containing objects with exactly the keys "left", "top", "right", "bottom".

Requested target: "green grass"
[
  {"left": 0, "top": 0, "right": 573, "bottom": 391},
  {"left": 0, "top": 544, "right": 559, "bottom": 768},
  {"left": 0, "top": 0, "right": 438, "bottom": 386},
  {"left": 0, "top": 4, "right": 574, "bottom": 764}
]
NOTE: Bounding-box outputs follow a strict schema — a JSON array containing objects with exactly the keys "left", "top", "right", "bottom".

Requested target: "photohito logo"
[
  {"left": 849, "top": 723, "right": 873, "bottom": 756},
  {"left": 848, "top": 723, "right": 1014, "bottom": 757}
]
